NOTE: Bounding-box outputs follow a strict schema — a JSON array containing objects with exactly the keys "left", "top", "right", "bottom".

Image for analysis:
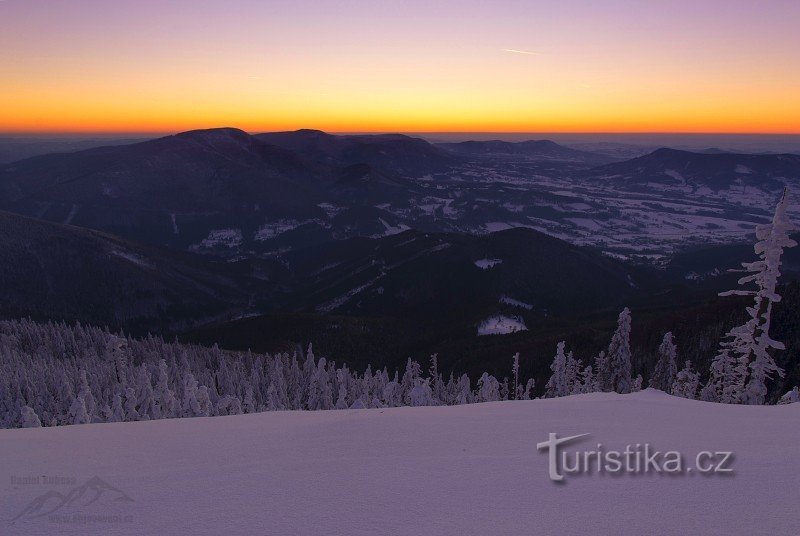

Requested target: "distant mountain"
[
  {"left": 0, "top": 210, "right": 275, "bottom": 333},
  {"left": 0, "top": 128, "right": 439, "bottom": 252},
  {"left": 255, "top": 129, "right": 459, "bottom": 176},
  {"left": 0, "top": 128, "right": 337, "bottom": 248},
  {"left": 436, "top": 139, "right": 615, "bottom": 164},
  {"left": 0, "top": 136, "right": 147, "bottom": 164},
  {"left": 587, "top": 148, "right": 800, "bottom": 191}
]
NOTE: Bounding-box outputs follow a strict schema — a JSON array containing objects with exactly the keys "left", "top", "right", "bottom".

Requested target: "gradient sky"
[{"left": 1, "top": 0, "right": 799, "bottom": 134}]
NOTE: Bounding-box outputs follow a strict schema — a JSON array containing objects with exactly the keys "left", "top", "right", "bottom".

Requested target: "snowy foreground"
[{"left": 1, "top": 390, "right": 798, "bottom": 536}]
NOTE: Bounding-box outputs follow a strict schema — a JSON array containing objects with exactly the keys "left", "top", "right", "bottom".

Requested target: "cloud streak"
[{"left": 502, "top": 48, "right": 539, "bottom": 56}]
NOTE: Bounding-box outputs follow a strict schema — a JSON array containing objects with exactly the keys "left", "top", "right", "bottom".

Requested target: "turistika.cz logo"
[{"left": 536, "top": 433, "right": 734, "bottom": 482}]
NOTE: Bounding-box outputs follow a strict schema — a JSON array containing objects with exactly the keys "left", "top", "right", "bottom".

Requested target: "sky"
[{"left": 1, "top": 0, "right": 799, "bottom": 134}]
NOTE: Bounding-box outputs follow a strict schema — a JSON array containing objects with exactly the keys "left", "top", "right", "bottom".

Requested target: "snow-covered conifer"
[
  {"left": 20, "top": 406, "right": 42, "bottom": 428},
  {"left": 408, "top": 378, "right": 435, "bottom": 406},
  {"left": 476, "top": 373, "right": 500, "bottom": 402},
  {"left": 68, "top": 393, "right": 90, "bottom": 425},
  {"left": 124, "top": 387, "right": 140, "bottom": 421},
  {"left": 672, "top": 361, "right": 700, "bottom": 400},
  {"left": 594, "top": 351, "right": 611, "bottom": 392},
  {"left": 154, "top": 359, "right": 178, "bottom": 419},
  {"left": 632, "top": 374, "right": 643, "bottom": 392},
  {"left": 650, "top": 332, "right": 678, "bottom": 393},
  {"left": 511, "top": 353, "right": 521, "bottom": 400},
  {"left": 523, "top": 378, "right": 536, "bottom": 400},
  {"left": 580, "top": 366, "right": 595, "bottom": 393},
  {"left": 545, "top": 342, "right": 569, "bottom": 398},
  {"left": 715, "top": 189, "right": 796, "bottom": 404},
  {"left": 607, "top": 308, "right": 633, "bottom": 394}
]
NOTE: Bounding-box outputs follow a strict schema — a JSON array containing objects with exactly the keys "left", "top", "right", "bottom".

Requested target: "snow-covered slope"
[{"left": 1, "top": 390, "right": 797, "bottom": 535}]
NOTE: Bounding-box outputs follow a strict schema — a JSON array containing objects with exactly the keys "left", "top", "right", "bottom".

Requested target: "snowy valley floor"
[{"left": 1, "top": 389, "right": 798, "bottom": 536}]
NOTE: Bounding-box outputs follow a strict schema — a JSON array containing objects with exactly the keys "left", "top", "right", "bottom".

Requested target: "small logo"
[{"left": 10, "top": 476, "right": 134, "bottom": 524}]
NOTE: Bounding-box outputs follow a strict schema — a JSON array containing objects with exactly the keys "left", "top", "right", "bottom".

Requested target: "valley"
[{"left": 1, "top": 129, "right": 800, "bottom": 384}]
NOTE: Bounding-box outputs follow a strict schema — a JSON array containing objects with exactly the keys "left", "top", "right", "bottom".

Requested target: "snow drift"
[{"left": 1, "top": 389, "right": 797, "bottom": 536}]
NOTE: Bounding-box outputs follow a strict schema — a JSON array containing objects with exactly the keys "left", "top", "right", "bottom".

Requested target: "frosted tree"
[
  {"left": 243, "top": 387, "right": 257, "bottom": 413},
  {"left": 307, "top": 358, "right": 333, "bottom": 410},
  {"left": 124, "top": 387, "right": 140, "bottom": 421},
  {"left": 401, "top": 359, "right": 422, "bottom": 405},
  {"left": 700, "top": 342, "right": 747, "bottom": 403},
  {"left": 650, "top": 332, "right": 678, "bottom": 393},
  {"left": 77, "top": 369, "right": 96, "bottom": 422},
  {"left": 196, "top": 386, "right": 212, "bottom": 417},
  {"left": 379, "top": 379, "right": 398, "bottom": 407},
  {"left": 428, "top": 354, "right": 445, "bottom": 404},
  {"left": 215, "top": 395, "right": 243, "bottom": 416},
  {"left": 632, "top": 374, "right": 643, "bottom": 392},
  {"left": 20, "top": 406, "right": 42, "bottom": 428},
  {"left": 565, "top": 352, "right": 582, "bottom": 395},
  {"left": 607, "top": 308, "right": 633, "bottom": 393},
  {"left": 154, "top": 359, "right": 177, "bottom": 419},
  {"left": 455, "top": 374, "right": 472, "bottom": 405},
  {"left": 68, "top": 393, "right": 90, "bottom": 425},
  {"left": 511, "top": 353, "right": 521, "bottom": 400},
  {"left": 111, "top": 392, "right": 125, "bottom": 422},
  {"left": 545, "top": 342, "right": 569, "bottom": 398},
  {"left": 672, "top": 361, "right": 700, "bottom": 400},
  {"left": 714, "top": 188, "right": 796, "bottom": 404},
  {"left": 594, "top": 351, "right": 611, "bottom": 392},
  {"left": 408, "top": 378, "right": 435, "bottom": 406},
  {"left": 335, "top": 368, "right": 350, "bottom": 410},
  {"left": 182, "top": 373, "right": 203, "bottom": 417},
  {"left": 522, "top": 378, "right": 536, "bottom": 400},
  {"left": 778, "top": 387, "right": 800, "bottom": 405},
  {"left": 476, "top": 373, "right": 500, "bottom": 402},
  {"left": 579, "top": 366, "right": 596, "bottom": 393}
]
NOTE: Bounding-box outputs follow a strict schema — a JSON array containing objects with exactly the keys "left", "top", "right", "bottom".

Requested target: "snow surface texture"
[{"left": 1, "top": 390, "right": 797, "bottom": 536}]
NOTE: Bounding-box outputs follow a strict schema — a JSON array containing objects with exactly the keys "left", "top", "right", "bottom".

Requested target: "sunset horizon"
[{"left": 3, "top": 0, "right": 799, "bottom": 135}]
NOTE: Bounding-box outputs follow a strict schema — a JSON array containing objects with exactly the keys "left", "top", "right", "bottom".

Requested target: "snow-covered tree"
[
  {"left": 700, "top": 342, "right": 747, "bottom": 404},
  {"left": 632, "top": 375, "right": 643, "bottom": 392},
  {"left": 334, "top": 368, "right": 349, "bottom": 410},
  {"left": 672, "top": 361, "right": 700, "bottom": 400},
  {"left": 123, "top": 387, "right": 140, "bottom": 421},
  {"left": 153, "top": 359, "right": 177, "bottom": 419},
  {"left": 579, "top": 366, "right": 596, "bottom": 393},
  {"left": 713, "top": 188, "right": 796, "bottom": 404},
  {"left": 511, "top": 352, "right": 520, "bottom": 400},
  {"left": 20, "top": 406, "right": 42, "bottom": 428},
  {"left": 607, "top": 308, "right": 633, "bottom": 394},
  {"left": 565, "top": 352, "right": 582, "bottom": 395},
  {"left": 111, "top": 392, "right": 125, "bottom": 422},
  {"left": 408, "top": 378, "right": 435, "bottom": 406},
  {"left": 428, "top": 354, "right": 445, "bottom": 404},
  {"left": 594, "top": 351, "right": 611, "bottom": 392},
  {"left": 778, "top": 387, "right": 800, "bottom": 405},
  {"left": 476, "top": 373, "right": 500, "bottom": 402},
  {"left": 523, "top": 378, "right": 536, "bottom": 400},
  {"left": 650, "top": 332, "right": 678, "bottom": 393},
  {"left": 68, "top": 393, "right": 90, "bottom": 425},
  {"left": 545, "top": 342, "right": 569, "bottom": 398}
]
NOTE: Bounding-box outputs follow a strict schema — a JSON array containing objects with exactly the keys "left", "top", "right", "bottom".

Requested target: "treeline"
[{"left": 0, "top": 318, "right": 537, "bottom": 428}]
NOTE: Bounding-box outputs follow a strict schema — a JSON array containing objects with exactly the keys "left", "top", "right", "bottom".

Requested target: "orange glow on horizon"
[{"left": 2, "top": 1, "right": 799, "bottom": 136}]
